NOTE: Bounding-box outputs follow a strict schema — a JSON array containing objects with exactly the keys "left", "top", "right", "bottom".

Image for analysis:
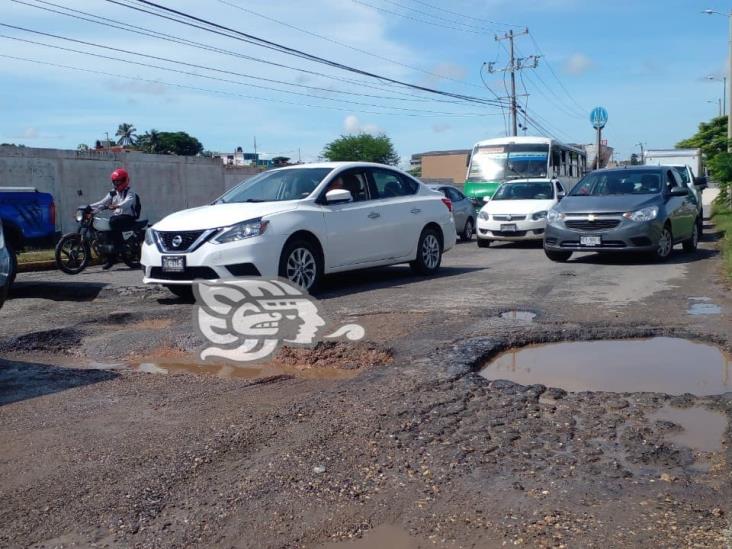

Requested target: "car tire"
[
  {"left": 544, "top": 249, "right": 572, "bottom": 262},
  {"left": 279, "top": 238, "right": 323, "bottom": 292},
  {"left": 477, "top": 238, "right": 491, "bottom": 248},
  {"left": 652, "top": 224, "right": 673, "bottom": 261},
  {"left": 165, "top": 285, "right": 194, "bottom": 300},
  {"left": 410, "top": 227, "right": 442, "bottom": 275},
  {"left": 6, "top": 243, "right": 17, "bottom": 285},
  {"left": 682, "top": 220, "right": 699, "bottom": 253},
  {"left": 460, "top": 218, "right": 474, "bottom": 241}
]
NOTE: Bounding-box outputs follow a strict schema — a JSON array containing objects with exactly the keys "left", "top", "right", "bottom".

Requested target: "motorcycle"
[{"left": 54, "top": 206, "right": 148, "bottom": 274}]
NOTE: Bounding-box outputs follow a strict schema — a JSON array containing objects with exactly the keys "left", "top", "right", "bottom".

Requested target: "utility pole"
[
  {"left": 487, "top": 28, "right": 537, "bottom": 137},
  {"left": 636, "top": 142, "right": 645, "bottom": 164}
]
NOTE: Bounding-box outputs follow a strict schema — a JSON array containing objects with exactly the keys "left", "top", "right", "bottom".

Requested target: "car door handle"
[
  {"left": 368, "top": 212, "right": 381, "bottom": 219},
  {"left": 410, "top": 208, "right": 422, "bottom": 214}
]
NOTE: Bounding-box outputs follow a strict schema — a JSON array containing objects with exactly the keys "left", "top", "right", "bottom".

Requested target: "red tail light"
[
  {"left": 441, "top": 197, "right": 453, "bottom": 212},
  {"left": 50, "top": 201, "right": 56, "bottom": 227}
]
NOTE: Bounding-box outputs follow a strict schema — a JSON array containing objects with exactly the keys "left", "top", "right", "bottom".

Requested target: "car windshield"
[
  {"left": 468, "top": 144, "right": 549, "bottom": 182},
  {"left": 492, "top": 182, "right": 553, "bottom": 200},
  {"left": 570, "top": 170, "right": 662, "bottom": 196},
  {"left": 216, "top": 168, "right": 333, "bottom": 203}
]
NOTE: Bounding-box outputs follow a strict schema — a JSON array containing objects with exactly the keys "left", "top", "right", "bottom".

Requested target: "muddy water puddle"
[
  {"left": 480, "top": 337, "right": 732, "bottom": 395},
  {"left": 649, "top": 404, "right": 728, "bottom": 453},
  {"left": 499, "top": 310, "right": 536, "bottom": 321},
  {"left": 130, "top": 359, "right": 358, "bottom": 380}
]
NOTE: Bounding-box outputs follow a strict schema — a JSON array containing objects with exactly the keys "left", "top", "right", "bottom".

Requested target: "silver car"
[
  {"left": 426, "top": 184, "right": 477, "bottom": 241},
  {"left": 544, "top": 166, "right": 700, "bottom": 262},
  {"left": 0, "top": 221, "right": 10, "bottom": 309}
]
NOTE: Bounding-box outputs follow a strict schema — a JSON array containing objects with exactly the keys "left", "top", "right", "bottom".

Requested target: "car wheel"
[
  {"left": 165, "top": 285, "right": 194, "bottom": 300},
  {"left": 6, "top": 243, "right": 17, "bottom": 285},
  {"left": 460, "top": 218, "right": 474, "bottom": 241},
  {"left": 410, "top": 227, "right": 442, "bottom": 275},
  {"left": 652, "top": 224, "right": 673, "bottom": 261},
  {"left": 279, "top": 238, "right": 322, "bottom": 292},
  {"left": 544, "top": 249, "right": 572, "bottom": 262},
  {"left": 477, "top": 238, "right": 491, "bottom": 248},
  {"left": 682, "top": 220, "right": 699, "bottom": 252}
]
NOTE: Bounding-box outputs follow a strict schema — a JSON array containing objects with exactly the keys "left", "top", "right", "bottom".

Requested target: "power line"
[
  {"left": 405, "top": 0, "right": 523, "bottom": 28},
  {"left": 1, "top": 53, "right": 502, "bottom": 118},
  {"left": 214, "top": 0, "right": 483, "bottom": 89},
  {"left": 528, "top": 32, "right": 587, "bottom": 115},
  {"left": 0, "top": 28, "right": 497, "bottom": 116},
  {"left": 370, "top": 0, "right": 500, "bottom": 33},
  {"left": 12, "top": 0, "right": 446, "bottom": 102},
  {"left": 350, "top": 0, "right": 487, "bottom": 34},
  {"left": 105, "top": 0, "right": 508, "bottom": 108}
]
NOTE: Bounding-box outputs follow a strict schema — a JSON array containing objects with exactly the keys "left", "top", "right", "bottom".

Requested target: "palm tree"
[
  {"left": 147, "top": 129, "right": 161, "bottom": 153},
  {"left": 115, "top": 123, "right": 137, "bottom": 147}
]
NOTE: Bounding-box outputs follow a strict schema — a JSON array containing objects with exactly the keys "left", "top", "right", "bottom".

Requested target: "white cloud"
[
  {"left": 564, "top": 53, "right": 593, "bottom": 75},
  {"left": 343, "top": 115, "right": 379, "bottom": 135}
]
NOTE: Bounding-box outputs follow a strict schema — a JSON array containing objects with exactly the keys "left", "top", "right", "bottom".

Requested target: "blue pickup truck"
[{"left": 0, "top": 187, "right": 57, "bottom": 285}]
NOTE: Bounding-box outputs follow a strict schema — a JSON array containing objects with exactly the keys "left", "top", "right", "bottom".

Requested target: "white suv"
[{"left": 141, "top": 162, "right": 456, "bottom": 295}]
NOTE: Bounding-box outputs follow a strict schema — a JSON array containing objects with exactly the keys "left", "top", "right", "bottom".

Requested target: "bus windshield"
[{"left": 468, "top": 143, "right": 549, "bottom": 182}]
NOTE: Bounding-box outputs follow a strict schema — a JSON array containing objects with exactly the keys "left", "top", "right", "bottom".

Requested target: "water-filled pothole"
[
  {"left": 649, "top": 404, "right": 727, "bottom": 453},
  {"left": 480, "top": 337, "right": 732, "bottom": 395},
  {"left": 499, "top": 310, "right": 536, "bottom": 321}
]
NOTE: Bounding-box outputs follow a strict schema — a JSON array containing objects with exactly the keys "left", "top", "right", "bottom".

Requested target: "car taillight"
[
  {"left": 50, "top": 202, "right": 56, "bottom": 227},
  {"left": 441, "top": 197, "right": 453, "bottom": 212}
]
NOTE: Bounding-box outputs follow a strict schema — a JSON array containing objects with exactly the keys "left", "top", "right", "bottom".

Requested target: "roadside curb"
[{"left": 17, "top": 260, "right": 56, "bottom": 273}]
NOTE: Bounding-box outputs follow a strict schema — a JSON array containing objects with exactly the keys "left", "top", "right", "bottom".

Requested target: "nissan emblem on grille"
[
  {"left": 506, "top": 215, "right": 512, "bottom": 221},
  {"left": 172, "top": 235, "right": 183, "bottom": 248}
]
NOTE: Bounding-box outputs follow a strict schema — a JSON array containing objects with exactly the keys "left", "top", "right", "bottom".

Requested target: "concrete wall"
[
  {"left": 421, "top": 152, "right": 470, "bottom": 184},
  {"left": 0, "top": 146, "right": 261, "bottom": 234}
]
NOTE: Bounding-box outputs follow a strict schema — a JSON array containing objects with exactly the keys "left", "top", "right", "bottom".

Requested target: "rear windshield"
[
  {"left": 492, "top": 182, "right": 553, "bottom": 200},
  {"left": 570, "top": 170, "right": 662, "bottom": 196}
]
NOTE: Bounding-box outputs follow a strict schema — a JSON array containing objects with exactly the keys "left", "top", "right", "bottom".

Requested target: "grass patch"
[
  {"left": 712, "top": 205, "right": 732, "bottom": 280},
  {"left": 17, "top": 249, "right": 55, "bottom": 264}
]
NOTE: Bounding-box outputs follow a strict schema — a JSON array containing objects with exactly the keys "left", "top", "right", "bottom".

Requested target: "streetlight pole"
[{"left": 703, "top": 9, "right": 732, "bottom": 150}]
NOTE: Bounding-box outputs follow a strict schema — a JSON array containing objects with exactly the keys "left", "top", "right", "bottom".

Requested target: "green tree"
[
  {"left": 136, "top": 130, "right": 202, "bottom": 156},
  {"left": 676, "top": 116, "right": 728, "bottom": 162},
  {"left": 115, "top": 123, "right": 137, "bottom": 147},
  {"left": 322, "top": 133, "right": 399, "bottom": 165},
  {"left": 77, "top": 143, "right": 90, "bottom": 151},
  {"left": 630, "top": 153, "right": 639, "bottom": 165}
]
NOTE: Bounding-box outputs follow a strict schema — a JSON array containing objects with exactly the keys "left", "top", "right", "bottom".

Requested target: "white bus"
[{"left": 463, "top": 136, "right": 587, "bottom": 201}]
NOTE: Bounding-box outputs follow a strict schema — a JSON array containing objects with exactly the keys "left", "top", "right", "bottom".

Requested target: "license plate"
[
  {"left": 162, "top": 255, "right": 186, "bottom": 272},
  {"left": 500, "top": 224, "right": 518, "bottom": 232},
  {"left": 580, "top": 235, "right": 602, "bottom": 246}
]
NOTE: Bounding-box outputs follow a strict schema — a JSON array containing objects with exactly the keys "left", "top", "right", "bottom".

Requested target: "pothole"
[
  {"left": 649, "top": 404, "right": 727, "bottom": 453},
  {"left": 117, "top": 342, "right": 392, "bottom": 381},
  {"left": 688, "top": 297, "right": 721, "bottom": 316},
  {"left": 480, "top": 337, "right": 732, "bottom": 395},
  {"left": 499, "top": 310, "right": 536, "bottom": 322}
]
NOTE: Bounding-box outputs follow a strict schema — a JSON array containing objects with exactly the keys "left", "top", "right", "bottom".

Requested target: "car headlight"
[
  {"left": 212, "top": 218, "right": 269, "bottom": 244},
  {"left": 145, "top": 228, "right": 155, "bottom": 246},
  {"left": 546, "top": 209, "right": 565, "bottom": 224},
  {"left": 623, "top": 206, "right": 658, "bottom": 222},
  {"left": 75, "top": 211, "right": 83, "bottom": 223},
  {"left": 478, "top": 210, "right": 490, "bottom": 221},
  {"left": 532, "top": 210, "right": 548, "bottom": 221}
]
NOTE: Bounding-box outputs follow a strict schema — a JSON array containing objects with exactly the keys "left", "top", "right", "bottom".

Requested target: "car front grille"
[
  {"left": 565, "top": 219, "right": 620, "bottom": 231},
  {"left": 156, "top": 230, "right": 208, "bottom": 252},
  {"left": 493, "top": 214, "right": 527, "bottom": 221},
  {"left": 560, "top": 240, "right": 627, "bottom": 248},
  {"left": 493, "top": 230, "right": 528, "bottom": 237}
]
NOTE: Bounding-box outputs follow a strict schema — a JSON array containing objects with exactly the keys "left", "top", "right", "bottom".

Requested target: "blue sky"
[{"left": 1, "top": 0, "right": 731, "bottom": 166}]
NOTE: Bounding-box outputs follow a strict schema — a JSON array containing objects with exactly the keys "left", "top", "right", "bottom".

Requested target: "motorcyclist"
[{"left": 90, "top": 168, "right": 140, "bottom": 270}]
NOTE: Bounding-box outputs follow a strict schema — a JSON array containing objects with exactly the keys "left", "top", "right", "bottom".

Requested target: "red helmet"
[{"left": 111, "top": 168, "right": 129, "bottom": 189}]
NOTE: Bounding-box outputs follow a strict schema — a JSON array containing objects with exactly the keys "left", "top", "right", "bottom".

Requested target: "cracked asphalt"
[{"left": 1, "top": 215, "right": 731, "bottom": 548}]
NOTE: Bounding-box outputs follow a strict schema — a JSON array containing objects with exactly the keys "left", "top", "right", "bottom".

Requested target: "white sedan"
[
  {"left": 141, "top": 162, "right": 456, "bottom": 295},
  {"left": 476, "top": 179, "right": 566, "bottom": 248}
]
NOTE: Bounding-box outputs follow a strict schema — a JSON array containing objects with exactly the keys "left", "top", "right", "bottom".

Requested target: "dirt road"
[{"left": 1, "top": 223, "right": 730, "bottom": 547}]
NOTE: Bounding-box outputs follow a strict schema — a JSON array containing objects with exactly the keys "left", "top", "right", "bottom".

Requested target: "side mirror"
[
  {"left": 669, "top": 186, "right": 688, "bottom": 197},
  {"left": 557, "top": 192, "right": 566, "bottom": 201},
  {"left": 694, "top": 176, "right": 708, "bottom": 190},
  {"left": 325, "top": 189, "right": 353, "bottom": 204}
]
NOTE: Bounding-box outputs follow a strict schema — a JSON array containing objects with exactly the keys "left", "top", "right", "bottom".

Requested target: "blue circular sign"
[{"left": 590, "top": 107, "right": 608, "bottom": 129}]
